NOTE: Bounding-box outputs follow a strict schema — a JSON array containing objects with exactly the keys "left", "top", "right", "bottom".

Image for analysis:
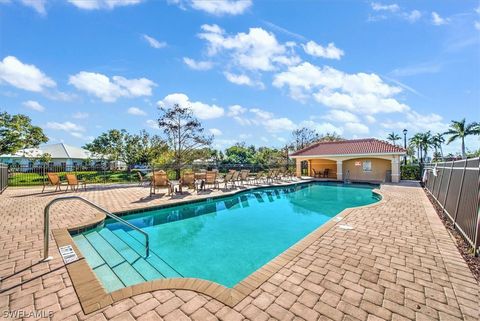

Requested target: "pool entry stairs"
[{"left": 72, "top": 228, "right": 182, "bottom": 292}]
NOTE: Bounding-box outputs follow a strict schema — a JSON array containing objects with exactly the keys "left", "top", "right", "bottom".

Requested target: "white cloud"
[
  {"left": 46, "top": 121, "right": 85, "bottom": 132},
  {"left": 72, "top": 112, "right": 89, "bottom": 119},
  {"left": 22, "top": 100, "right": 45, "bottom": 112},
  {"left": 146, "top": 119, "right": 159, "bottom": 129},
  {"left": 0, "top": 56, "right": 56, "bottom": 92},
  {"left": 299, "top": 120, "right": 344, "bottom": 135},
  {"left": 365, "top": 115, "right": 376, "bottom": 124},
  {"left": 322, "top": 110, "right": 359, "bottom": 123},
  {"left": 68, "top": 0, "right": 143, "bottom": 10},
  {"left": 127, "top": 107, "right": 147, "bottom": 116},
  {"left": 183, "top": 57, "right": 213, "bottom": 70},
  {"left": 172, "top": 0, "right": 252, "bottom": 15},
  {"left": 345, "top": 122, "right": 369, "bottom": 134},
  {"left": 431, "top": 12, "right": 448, "bottom": 25},
  {"left": 223, "top": 71, "right": 264, "bottom": 88},
  {"left": 381, "top": 111, "right": 448, "bottom": 133},
  {"left": 157, "top": 93, "right": 224, "bottom": 119},
  {"left": 403, "top": 10, "right": 421, "bottom": 23},
  {"left": 68, "top": 71, "right": 156, "bottom": 102},
  {"left": 273, "top": 62, "right": 408, "bottom": 115},
  {"left": 475, "top": 21, "right": 480, "bottom": 30},
  {"left": 142, "top": 34, "right": 166, "bottom": 49},
  {"left": 224, "top": 72, "right": 252, "bottom": 86},
  {"left": 371, "top": 2, "right": 400, "bottom": 12},
  {"left": 198, "top": 24, "right": 300, "bottom": 72},
  {"left": 21, "top": 0, "right": 46, "bottom": 15},
  {"left": 227, "top": 104, "right": 247, "bottom": 116},
  {"left": 209, "top": 128, "right": 223, "bottom": 136},
  {"left": 302, "top": 41, "right": 344, "bottom": 60}
]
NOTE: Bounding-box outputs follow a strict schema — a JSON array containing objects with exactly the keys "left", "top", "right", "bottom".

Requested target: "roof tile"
[{"left": 290, "top": 138, "right": 406, "bottom": 157}]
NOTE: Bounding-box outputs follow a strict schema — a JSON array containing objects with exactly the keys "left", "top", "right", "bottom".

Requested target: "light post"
[{"left": 403, "top": 129, "right": 408, "bottom": 165}]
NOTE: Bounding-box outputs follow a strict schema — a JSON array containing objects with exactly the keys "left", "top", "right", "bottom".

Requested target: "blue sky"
[{"left": 0, "top": 0, "right": 479, "bottom": 153}]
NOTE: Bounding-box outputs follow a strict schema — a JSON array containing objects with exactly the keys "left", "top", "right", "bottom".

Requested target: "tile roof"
[{"left": 290, "top": 138, "right": 406, "bottom": 157}]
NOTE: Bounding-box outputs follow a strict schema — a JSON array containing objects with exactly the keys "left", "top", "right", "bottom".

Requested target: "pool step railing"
[{"left": 43, "top": 196, "right": 149, "bottom": 261}]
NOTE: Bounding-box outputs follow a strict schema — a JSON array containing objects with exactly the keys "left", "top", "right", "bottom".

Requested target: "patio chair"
[
  {"left": 231, "top": 170, "right": 240, "bottom": 186},
  {"left": 180, "top": 172, "right": 195, "bottom": 192},
  {"left": 312, "top": 168, "right": 321, "bottom": 178},
  {"left": 42, "top": 172, "right": 67, "bottom": 193},
  {"left": 323, "top": 169, "right": 330, "bottom": 178},
  {"left": 204, "top": 171, "right": 219, "bottom": 189},
  {"left": 250, "top": 171, "right": 264, "bottom": 185},
  {"left": 265, "top": 169, "right": 275, "bottom": 183},
  {"left": 137, "top": 171, "right": 148, "bottom": 186},
  {"left": 65, "top": 173, "right": 87, "bottom": 192},
  {"left": 151, "top": 171, "right": 172, "bottom": 195},
  {"left": 222, "top": 171, "right": 235, "bottom": 189},
  {"left": 239, "top": 169, "right": 250, "bottom": 185}
]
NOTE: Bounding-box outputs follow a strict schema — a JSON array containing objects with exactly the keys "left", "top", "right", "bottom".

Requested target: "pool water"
[{"left": 72, "top": 182, "right": 379, "bottom": 291}]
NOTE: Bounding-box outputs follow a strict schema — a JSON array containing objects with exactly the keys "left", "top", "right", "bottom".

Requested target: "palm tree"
[
  {"left": 409, "top": 134, "right": 423, "bottom": 163},
  {"left": 387, "top": 132, "right": 401, "bottom": 146},
  {"left": 431, "top": 133, "right": 445, "bottom": 160},
  {"left": 419, "top": 131, "right": 433, "bottom": 162},
  {"left": 444, "top": 119, "right": 479, "bottom": 159}
]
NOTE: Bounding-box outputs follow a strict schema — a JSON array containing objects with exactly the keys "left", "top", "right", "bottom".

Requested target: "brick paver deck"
[{"left": 0, "top": 182, "right": 478, "bottom": 321}]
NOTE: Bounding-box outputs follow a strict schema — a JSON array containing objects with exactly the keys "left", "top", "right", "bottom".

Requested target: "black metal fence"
[
  {"left": 423, "top": 157, "right": 480, "bottom": 255},
  {"left": 6, "top": 163, "right": 296, "bottom": 187},
  {"left": 0, "top": 163, "right": 7, "bottom": 193}
]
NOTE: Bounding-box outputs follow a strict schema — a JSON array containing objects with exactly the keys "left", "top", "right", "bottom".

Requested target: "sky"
[{"left": 0, "top": 0, "right": 479, "bottom": 154}]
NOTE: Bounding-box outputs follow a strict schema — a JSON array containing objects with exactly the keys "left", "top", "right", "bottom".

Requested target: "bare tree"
[{"left": 157, "top": 104, "right": 212, "bottom": 178}]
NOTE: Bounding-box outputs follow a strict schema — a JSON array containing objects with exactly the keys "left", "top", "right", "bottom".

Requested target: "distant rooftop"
[
  {"left": 290, "top": 138, "right": 406, "bottom": 157},
  {"left": 0, "top": 143, "right": 100, "bottom": 159}
]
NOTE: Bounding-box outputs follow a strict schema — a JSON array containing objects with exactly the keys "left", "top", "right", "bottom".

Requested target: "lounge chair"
[
  {"left": 65, "top": 173, "right": 87, "bottom": 192},
  {"left": 151, "top": 171, "right": 172, "bottom": 195},
  {"left": 42, "top": 172, "right": 67, "bottom": 193},
  {"left": 204, "top": 171, "right": 219, "bottom": 189},
  {"left": 250, "top": 171, "right": 264, "bottom": 185},
  {"left": 222, "top": 171, "right": 235, "bottom": 189},
  {"left": 239, "top": 169, "right": 250, "bottom": 185},
  {"left": 231, "top": 171, "right": 240, "bottom": 187},
  {"left": 180, "top": 172, "right": 195, "bottom": 192}
]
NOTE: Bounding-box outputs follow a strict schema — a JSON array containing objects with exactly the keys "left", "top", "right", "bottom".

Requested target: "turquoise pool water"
[{"left": 72, "top": 182, "right": 379, "bottom": 291}]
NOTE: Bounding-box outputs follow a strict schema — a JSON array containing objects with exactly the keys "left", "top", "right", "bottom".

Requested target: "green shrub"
[{"left": 401, "top": 164, "right": 421, "bottom": 180}]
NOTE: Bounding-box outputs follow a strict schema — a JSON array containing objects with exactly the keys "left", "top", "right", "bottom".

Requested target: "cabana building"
[{"left": 290, "top": 138, "right": 406, "bottom": 183}]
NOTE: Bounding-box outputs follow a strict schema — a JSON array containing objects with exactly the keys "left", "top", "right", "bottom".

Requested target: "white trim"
[{"left": 290, "top": 152, "right": 406, "bottom": 158}]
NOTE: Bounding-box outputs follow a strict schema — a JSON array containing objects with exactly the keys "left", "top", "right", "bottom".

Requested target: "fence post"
[
  {"left": 475, "top": 160, "right": 480, "bottom": 256},
  {"left": 452, "top": 159, "right": 468, "bottom": 228},
  {"left": 442, "top": 161, "right": 455, "bottom": 216}
]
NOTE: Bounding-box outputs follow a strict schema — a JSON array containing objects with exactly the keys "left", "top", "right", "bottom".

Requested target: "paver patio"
[{"left": 0, "top": 182, "right": 478, "bottom": 321}]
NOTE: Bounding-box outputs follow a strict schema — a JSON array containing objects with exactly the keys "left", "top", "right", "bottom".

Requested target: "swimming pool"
[{"left": 72, "top": 182, "right": 379, "bottom": 292}]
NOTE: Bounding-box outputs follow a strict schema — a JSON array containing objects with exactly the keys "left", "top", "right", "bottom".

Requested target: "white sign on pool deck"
[{"left": 59, "top": 245, "right": 78, "bottom": 264}]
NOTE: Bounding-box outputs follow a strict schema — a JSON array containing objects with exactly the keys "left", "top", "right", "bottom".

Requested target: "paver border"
[{"left": 51, "top": 182, "right": 386, "bottom": 314}]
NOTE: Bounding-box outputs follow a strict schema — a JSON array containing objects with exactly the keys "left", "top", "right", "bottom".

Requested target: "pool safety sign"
[
  {"left": 355, "top": 161, "right": 361, "bottom": 166},
  {"left": 59, "top": 245, "right": 78, "bottom": 264}
]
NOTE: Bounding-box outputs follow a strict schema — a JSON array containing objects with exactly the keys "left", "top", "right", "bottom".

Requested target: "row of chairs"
[
  {"left": 42, "top": 172, "right": 87, "bottom": 193},
  {"left": 150, "top": 168, "right": 297, "bottom": 195}
]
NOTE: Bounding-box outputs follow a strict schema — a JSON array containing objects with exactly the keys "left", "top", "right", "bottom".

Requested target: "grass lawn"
[{"left": 8, "top": 170, "right": 141, "bottom": 186}]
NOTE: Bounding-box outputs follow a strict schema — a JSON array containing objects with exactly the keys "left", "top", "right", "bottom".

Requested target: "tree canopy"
[
  {"left": 0, "top": 111, "right": 48, "bottom": 155},
  {"left": 157, "top": 103, "right": 212, "bottom": 178},
  {"left": 84, "top": 129, "right": 167, "bottom": 166}
]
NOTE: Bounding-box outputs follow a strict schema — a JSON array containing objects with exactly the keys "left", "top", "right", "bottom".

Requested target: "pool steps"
[{"left": 72, "top": 228, "right": 181, "bottom": 292}]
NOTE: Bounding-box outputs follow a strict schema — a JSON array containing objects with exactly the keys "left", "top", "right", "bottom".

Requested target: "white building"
[{"left": 0, "top": 143, "right": 102, "bottom": 169}]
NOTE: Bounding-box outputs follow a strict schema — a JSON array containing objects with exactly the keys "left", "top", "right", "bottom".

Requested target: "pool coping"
[{"left": 52, "top": 180, "right": 386, "bottom": 314}]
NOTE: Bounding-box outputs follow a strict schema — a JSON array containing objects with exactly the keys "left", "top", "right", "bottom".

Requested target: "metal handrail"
[{"left": 43, "top": 196, "right": 149, "bottom": 261}]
